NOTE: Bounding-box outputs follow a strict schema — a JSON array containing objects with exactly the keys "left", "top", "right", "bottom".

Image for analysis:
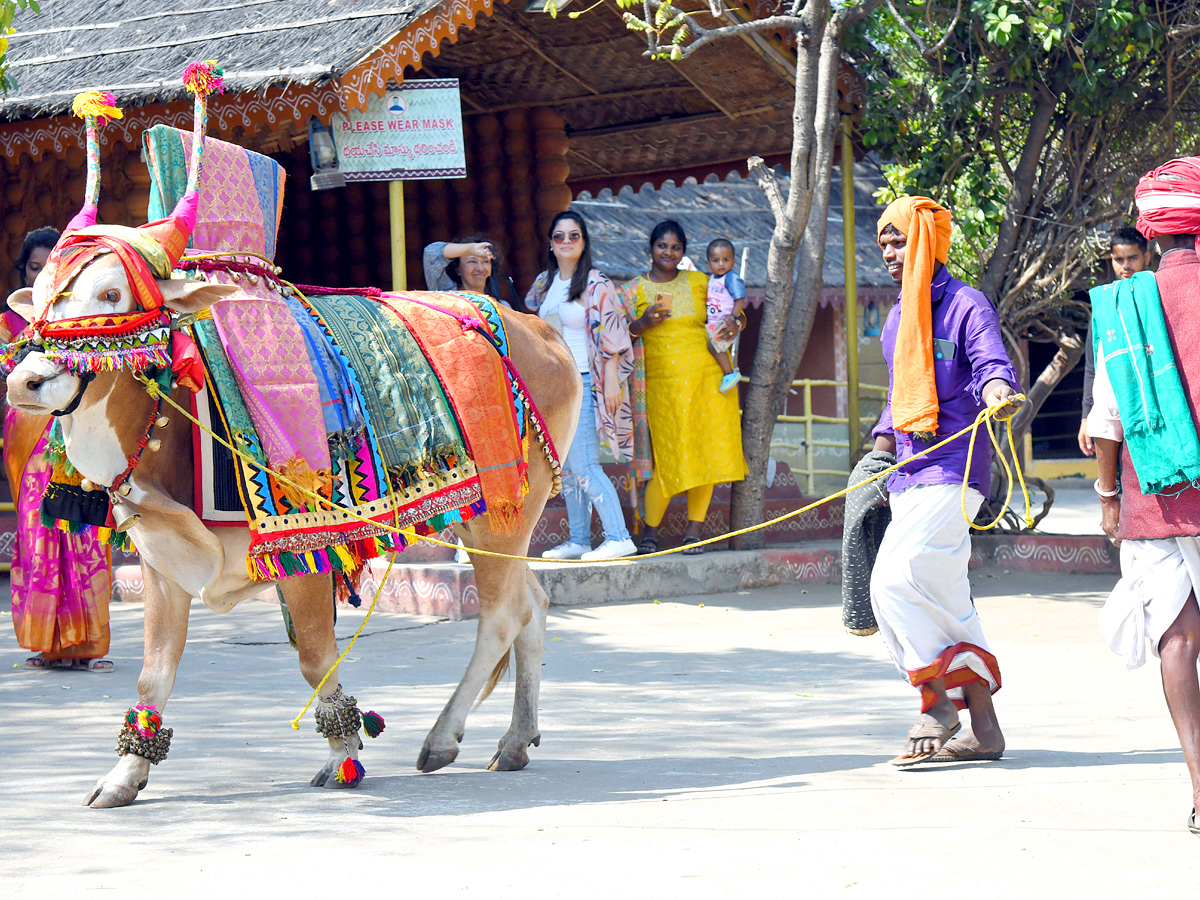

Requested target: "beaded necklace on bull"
[{"left": 0, "top": 64, "right": 226, "bottom": 545}]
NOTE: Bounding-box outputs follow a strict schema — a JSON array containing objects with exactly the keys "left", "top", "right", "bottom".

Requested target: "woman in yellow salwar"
[{"left": 619, "top": 220, "right": 746, "bottom": 554}]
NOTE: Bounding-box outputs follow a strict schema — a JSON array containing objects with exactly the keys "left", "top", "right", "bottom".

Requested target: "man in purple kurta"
[{"left": 870, "top": 197, "right": 1022, "bottom": 767}]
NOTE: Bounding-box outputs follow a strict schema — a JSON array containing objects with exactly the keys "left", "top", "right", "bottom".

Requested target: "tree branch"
[
  {"left": 748, "top": 155, "right": 787, "bottom": 222},
  {"left": 881, "top": 0, "right": 962, "bottom": 56},
  {"left": 654, "top": 13, "right": 811, "bottom": 57}
]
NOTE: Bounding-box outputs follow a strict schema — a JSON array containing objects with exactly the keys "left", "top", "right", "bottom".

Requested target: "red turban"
[{"left": 1135, "top": 157, "right": 1200, "bottom": 240}]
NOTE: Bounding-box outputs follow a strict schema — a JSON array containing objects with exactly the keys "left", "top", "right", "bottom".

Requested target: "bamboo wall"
[{"left": 0, "top": 140, "right": 152, "bottom": 291}]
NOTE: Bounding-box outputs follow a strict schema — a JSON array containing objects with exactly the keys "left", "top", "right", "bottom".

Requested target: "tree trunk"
[
  {"left": 978, "top": 66, "right": 1069, "bottom": 302},
  {"left": 1008, "top": 339, "right": 1085, "bottom": 450},
  {"left": 731, "top": 10, "right": 841, "bottom": 548}
]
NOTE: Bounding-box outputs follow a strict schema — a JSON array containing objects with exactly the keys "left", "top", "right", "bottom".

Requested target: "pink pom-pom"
[{"left": 182, "top": 60, "right": 225, "bottom": 97}]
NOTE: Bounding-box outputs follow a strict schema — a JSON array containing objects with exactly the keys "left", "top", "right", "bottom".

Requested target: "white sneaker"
[
  {"left": 542, "top": 541, "right": 590, "bottom": 560},
  {"left": 581, "top": 537, "right": 638, "bottom": 562}
]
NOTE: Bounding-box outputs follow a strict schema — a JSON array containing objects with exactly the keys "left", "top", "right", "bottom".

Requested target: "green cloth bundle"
[{"left": 1091, "top": 271, "right": 1200, "bottom": 493}]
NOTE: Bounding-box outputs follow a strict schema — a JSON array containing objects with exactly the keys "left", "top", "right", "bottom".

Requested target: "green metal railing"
[{"left": 770, "top": 378, "right": 889, "bottom": 493}]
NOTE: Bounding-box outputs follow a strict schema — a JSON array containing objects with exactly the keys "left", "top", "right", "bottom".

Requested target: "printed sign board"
[{"left": 331, "top": 79, "right": 466, "bottom": 181}]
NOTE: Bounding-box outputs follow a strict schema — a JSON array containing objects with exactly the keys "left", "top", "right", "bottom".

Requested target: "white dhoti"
[
  {"left": 870, "top": 483, "right": 1001, "bottom": 711},
  {"left": 1101, "top": 537, "right": 1200, "bottom": 669}
]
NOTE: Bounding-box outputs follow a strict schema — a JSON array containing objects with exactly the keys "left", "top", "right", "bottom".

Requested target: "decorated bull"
[{"left": 3, "top": 65, "right": 581, "bottom": 808}]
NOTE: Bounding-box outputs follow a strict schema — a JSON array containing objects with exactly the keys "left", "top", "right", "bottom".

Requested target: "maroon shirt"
[{"left": 1118, "top": 249, "right": 1200, "bottom": 539}]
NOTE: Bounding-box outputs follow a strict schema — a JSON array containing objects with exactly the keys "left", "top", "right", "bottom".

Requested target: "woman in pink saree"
[{"left": 5, "top": 227, "right": 113, "bottom": 671}]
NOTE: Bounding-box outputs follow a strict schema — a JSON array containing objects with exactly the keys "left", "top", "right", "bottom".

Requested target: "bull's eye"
[{"left": 103, "top": 289, "right": 121, "bottom": 304}]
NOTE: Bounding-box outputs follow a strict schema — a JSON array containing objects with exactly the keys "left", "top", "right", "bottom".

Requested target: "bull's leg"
[
  {"left": 487, "top": 566, "right": 549, "bottom": 772},
  {"left": 279, "top": 574, "right": 365, "bottom": 789},
  {"left": 418, "top": 546, "right": 530, "bottom": 773},
  {"left": 85, "top": 567, "right": 190, "bottom": 808}
]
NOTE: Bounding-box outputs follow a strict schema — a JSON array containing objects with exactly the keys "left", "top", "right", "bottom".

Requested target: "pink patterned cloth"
[
  {"left": 2, "top": 298, "right": 111, "bottom": 658},
  {"left": 209, "top": 300, "right": 331, "bottom": 502},
  {"left": 182, "top": 136, "right": 280, "bottom": 259},
  {"left": 7, "top": 412, "right": 112, "bottom": 657}
]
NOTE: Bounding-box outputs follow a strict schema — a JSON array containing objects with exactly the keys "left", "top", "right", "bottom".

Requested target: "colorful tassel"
[
  {"left": 124, "top": 704, "right": 162, "bottom": 738},
  {"left": 182, "top": 60, "right": 225, "bottom": 97},
  {"left": 362, "top": 711, "right": 385, "bottom": 739},
  {"left": 71, "top": 90, "right": 123, "bottom": 125},
  {"left": 333, "top": 756, "right": 365, "bottom": 786}
]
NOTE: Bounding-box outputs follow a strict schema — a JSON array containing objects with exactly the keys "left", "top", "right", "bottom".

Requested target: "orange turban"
[{"left": 877, "top": 196, "right": 953, "bottom": 436}]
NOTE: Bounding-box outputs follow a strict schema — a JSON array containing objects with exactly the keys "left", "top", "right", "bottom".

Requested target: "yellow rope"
[
  {"left": 961, "top": 402, "right": 1035, "bottom": 531},
  {"left": 133, "top": 373, "right": 1032, "bottom": 728},
  {"left": 135, "top": 373, "right": 1032, "bottom": 562},
  {"left": 288, "top": 548, "right": 396, "bottom": 731}
]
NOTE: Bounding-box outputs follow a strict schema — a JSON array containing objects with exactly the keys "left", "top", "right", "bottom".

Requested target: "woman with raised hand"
[{"left": 422, "top": 234, "right": 522, "bottom": 309}]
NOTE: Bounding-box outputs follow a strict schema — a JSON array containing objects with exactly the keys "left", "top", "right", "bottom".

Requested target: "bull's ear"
[
  {"left": 157, "top": 279, "right": 240, "bottom": 314},
  {"left": 5, "top": 288, "right": 34, "bottom": 323}
]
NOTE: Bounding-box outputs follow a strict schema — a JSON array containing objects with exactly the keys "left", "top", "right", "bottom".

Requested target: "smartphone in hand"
[{"left": 655, "top": 291, "right": 673, "bottom": 316}]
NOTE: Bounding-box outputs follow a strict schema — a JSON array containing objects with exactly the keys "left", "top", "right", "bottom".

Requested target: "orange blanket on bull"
[{"left": 377, "top": 292, "right": 527, "bottom": 534}]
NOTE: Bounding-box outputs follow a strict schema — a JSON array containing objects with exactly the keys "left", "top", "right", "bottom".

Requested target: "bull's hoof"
[
  {"left": 416, "top": 745, "right": 459, "bottom": 773},
  {"left": 487, "top": 732, "right": 539, "bottom": 771},
  {"left": 84, "top": 779, "right": 140, "bottom": 808},
  {"left": 310, "top": 759, "right": 360, "bottom": 788},
  {"left": 486, "top": 746, "right": 530, "bottom": 771}
]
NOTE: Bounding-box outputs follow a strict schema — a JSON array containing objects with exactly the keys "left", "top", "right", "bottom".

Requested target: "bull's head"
[{"left": 4, "top": 66, "right": 236, "bottom": 489}]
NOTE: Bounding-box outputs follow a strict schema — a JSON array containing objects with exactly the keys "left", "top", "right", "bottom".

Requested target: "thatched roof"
[
  {"left": 1, "top": 0, "right": 439, "bottom": 120},
  {"left": 573, "top": 162, "right": 893, "bottom": 289}
]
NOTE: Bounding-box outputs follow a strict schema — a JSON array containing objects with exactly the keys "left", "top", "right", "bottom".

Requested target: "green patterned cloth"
[{"left": 304, "top": 293, "right": 466, "bottom": 487}]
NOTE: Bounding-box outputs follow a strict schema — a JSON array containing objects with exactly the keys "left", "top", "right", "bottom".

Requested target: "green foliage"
[
  {"left": 0, "top": 0, "right": 39, "bottom": 94},
  {"left": 852, "top": 0, "right": 1199, "bottom": 305}
]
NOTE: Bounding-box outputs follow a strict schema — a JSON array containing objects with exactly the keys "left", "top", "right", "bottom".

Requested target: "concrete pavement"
[{"left": 2, "top": 571, "right": 1198, "bottom": 896}]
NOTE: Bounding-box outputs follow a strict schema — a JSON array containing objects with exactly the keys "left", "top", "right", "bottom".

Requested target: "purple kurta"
[{"left": 873, "top": 267, "right": 1019, "bottom": 493}]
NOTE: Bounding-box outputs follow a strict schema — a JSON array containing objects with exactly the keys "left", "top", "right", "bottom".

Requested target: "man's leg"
[
  {"left": 903, "top": 677, "right": 960, "bottom": 758},
  {"left": 933, "top": 679, "right": 1005, "bottom": 759},
  {"left": 1158, "top": 593, "right": 1200, "bottom": 816}
]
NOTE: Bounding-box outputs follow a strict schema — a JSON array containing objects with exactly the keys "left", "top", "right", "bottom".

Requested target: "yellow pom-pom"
[{"left": 71, "top": 91, "right": 123, "bottom": 125}]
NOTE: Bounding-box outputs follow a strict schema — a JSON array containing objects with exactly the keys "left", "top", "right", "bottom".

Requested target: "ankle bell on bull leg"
[
  {"left": 115, "top": 704, "right": 173, "bottom": 764},
  {"left": 313, "top": 686, "right": 386, "bottom": 787}
]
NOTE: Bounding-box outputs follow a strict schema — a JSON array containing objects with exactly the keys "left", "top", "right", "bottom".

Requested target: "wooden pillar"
[
  {"left": 474, "top": 115, "right": 506, "bottom": 244},
  {"left": 503, "top": 109, "right": 539, "bottom": 291},
  {"left": 533, "top": 108, "right": 571, "bottom": 240}
]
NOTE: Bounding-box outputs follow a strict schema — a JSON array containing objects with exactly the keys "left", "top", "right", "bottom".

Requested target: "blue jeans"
[{"left": 562, "top": 373, "right": 631, "bottom": 545}]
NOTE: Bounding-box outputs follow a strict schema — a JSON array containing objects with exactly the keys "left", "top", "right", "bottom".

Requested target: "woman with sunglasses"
[{"left": 525, "top": 211, "right": 638, "bottom": 561}]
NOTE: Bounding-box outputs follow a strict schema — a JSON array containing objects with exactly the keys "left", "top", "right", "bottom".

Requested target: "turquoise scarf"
[{"left": 1091, "top": 271, "right": 1200, "bottom": 493}]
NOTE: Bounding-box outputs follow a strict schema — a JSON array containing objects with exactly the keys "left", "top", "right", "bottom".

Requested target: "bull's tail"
[{"left": 476, "top": 650, "right": 511, "bottom": 707}]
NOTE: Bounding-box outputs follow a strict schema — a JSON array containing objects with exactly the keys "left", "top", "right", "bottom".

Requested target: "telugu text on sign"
[{"left": 331, "top": 80, "right": 466, "bottom": 181}]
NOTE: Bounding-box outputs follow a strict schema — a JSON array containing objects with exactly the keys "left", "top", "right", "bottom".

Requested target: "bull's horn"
[
  {"left": 64, "top": 91, "right": 123, "bottom": 233},
  {"left": 139, "top": 60, "right": 224, "bottom": 267}
]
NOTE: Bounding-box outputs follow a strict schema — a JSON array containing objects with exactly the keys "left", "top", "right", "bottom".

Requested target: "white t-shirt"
[{"left": 539, "top": 274, "right": 589, "bottom": 373}]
